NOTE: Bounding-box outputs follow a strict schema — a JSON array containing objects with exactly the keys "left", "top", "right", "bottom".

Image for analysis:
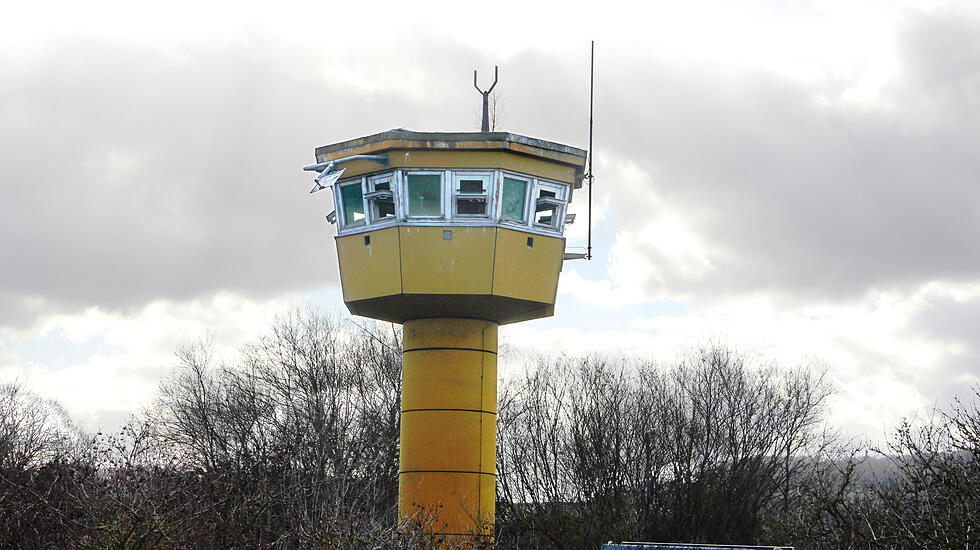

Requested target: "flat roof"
[{"left": 315, "top": 129, "right": 588, "bottom": 167}]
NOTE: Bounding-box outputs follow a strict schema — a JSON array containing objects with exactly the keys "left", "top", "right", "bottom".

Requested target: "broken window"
[
  {"left": 367, "top": 174, "right": 396, "bottom": 222},
  {"left": 533, "top": 181, "right": 566, "bottom": 229}
]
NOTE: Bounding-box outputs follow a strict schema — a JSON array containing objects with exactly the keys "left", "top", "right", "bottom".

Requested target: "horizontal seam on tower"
[
  {"left": 403, "top": 346, "right": 497, "bottom": 354},
  {"left": 401, "top": 408, "right": 496, "bottom": 415},
  {"left": 399, "top": 470, "right": 496, "bottom": 476}
]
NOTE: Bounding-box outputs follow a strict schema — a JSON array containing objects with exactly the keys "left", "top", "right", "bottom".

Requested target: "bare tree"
[
  {"left": 864, "top": 389, "right": 980, "bottom": 549},
  {"left": 0, "top": 382, "right": 83, "bottom": 468},
  {"left": 146, "top": 308, "right": 411, "bottom": 547},
  {"left": 495, "top": 344, "right": 836, "bottom": 549}
]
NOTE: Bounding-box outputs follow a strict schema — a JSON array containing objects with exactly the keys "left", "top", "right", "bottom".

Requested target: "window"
[
  {"left": 500, "top": 176, "right": 528, "bottom": 223},
  {"left": 454, "top": 172, "right": 490, "bottom": 217},
  {"left": 367, "top": 174, "right": 396, "bottom": 222},
  {"left": 405, "top": 173, "right": 443, "bottom": 217},
  {"left": 338, "top": 180, "right": 365, "bottom": 227},
  {"left": 532, "top": 181, "right": 566, "bottom": 229},
  {"left": 330, "top": 169, "right": 570, "bottom": 234}
]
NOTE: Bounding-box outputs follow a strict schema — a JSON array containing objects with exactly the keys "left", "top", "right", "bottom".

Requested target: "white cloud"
[
  {"left": 1, "top": 291, "right": 308, "bottom": 432},
  {"left": 606, "top": 218, "right": 715, "bottom": 296},
  {"left": 560, "top": 155, "right": 716, "bottom": 306},
  {"left": 501, "top": 324, "right": 661, "bottom": 360},
  {"left": 558, "top": 270, "right": 642, "bottom": 308}
]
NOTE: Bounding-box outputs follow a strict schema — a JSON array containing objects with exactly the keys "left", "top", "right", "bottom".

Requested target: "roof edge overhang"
[{"left": 315, "top": 129, "right": 588, "bottom": 179}]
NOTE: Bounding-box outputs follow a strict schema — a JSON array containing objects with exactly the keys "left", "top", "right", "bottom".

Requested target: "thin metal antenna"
[
  {"left": 474, "top": 66, "right": 499, "bottom": 132},
  {"left": 586, "top": 41, "right": 595, "bottom": 261}
]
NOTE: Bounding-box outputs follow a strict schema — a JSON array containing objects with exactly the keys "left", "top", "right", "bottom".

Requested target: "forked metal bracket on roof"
[{"left": 474, "top": 66, "right": 499, "bottom": 132}]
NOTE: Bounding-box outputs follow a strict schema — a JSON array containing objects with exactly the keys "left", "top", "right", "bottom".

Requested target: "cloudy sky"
[{"left": 2, "top": 0, "right": 979, "bottom": 442}]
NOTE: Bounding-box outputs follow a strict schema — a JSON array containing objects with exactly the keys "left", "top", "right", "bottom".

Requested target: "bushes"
[
  {"left": 1, "top": 310, "right": 417, "bottom": 549},
  {"left": 1, "top": 309, "right": 978, "bottom": 548}
]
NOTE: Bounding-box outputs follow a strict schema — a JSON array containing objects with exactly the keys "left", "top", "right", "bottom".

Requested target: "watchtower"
[{"left": 308, "top": 129, "right": 588, "bottom": 543}]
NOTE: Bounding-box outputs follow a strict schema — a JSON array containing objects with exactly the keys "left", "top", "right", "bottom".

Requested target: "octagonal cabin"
[{"left": 316, "top": 129, "right": 588, "bottom": 325}]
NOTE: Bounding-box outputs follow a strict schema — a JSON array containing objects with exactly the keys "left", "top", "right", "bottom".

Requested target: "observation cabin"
[{"left": 309, "top": 129, "right": 588, "bottom": 544}]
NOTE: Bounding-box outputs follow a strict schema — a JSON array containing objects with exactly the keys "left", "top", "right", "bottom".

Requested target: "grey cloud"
[
  {"left": 0, "top": 32, "right": 493, "bottom": 328},
  {"left": 5, "top": 9, "right": 980, "bottom": 330},
  {"left": 913, "top": 294, "right": 980, "bottom": 345},
  {"left": 582, "top": 10, "right": 980, "bottom": 301},
  {"left": 905, "top": 293, "right": 980, "bottom": 405}
]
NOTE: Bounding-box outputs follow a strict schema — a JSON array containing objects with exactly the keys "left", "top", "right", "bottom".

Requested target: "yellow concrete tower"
[{"left": 307, "top": 130, "right": 587, "bottom": 544}]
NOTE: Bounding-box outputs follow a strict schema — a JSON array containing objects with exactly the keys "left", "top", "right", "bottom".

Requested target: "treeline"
[{"left": 0, "top": 310, "right": 978, "bottom": 549}]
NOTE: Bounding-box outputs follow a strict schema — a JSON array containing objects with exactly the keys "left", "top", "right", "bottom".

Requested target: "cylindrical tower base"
[{"left": 399, "top": 318, "right": 497, "bottom": 543}]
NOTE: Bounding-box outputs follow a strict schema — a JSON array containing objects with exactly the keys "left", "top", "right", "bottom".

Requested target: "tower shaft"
[{"left": 399, "top": 318, "right": 497, "bottom": 541}]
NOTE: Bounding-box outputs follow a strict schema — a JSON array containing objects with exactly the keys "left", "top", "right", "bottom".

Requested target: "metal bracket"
[
  {"left": 308, "top": 166, "right": 345, "bottom": 194},
  {"left": 364, "top": 189, "right": 394, "bottom": 201},
  {"left": 303, "top": 154, "right": 389, "bottom": 173},
  {"left": 458, "top": 194, "right": 488, "bottom": 202},
  {"left": 474, "top": 66, "right": 499, "bottom": 132},
  {"left": 536, "top": 196, "right": 566, "bottom": 209},
  {"left": 304, "top": 154, "right": 390, "bottom": 194}
]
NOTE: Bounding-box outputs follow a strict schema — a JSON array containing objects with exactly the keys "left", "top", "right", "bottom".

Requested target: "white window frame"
[
  {"left": 400, "top": 169, "right": 447, "bottom": 219},
  {"left": 531, "top": 179, "right": 568, "bottom": 231},
  {"left": 452, "top": 170, "right": 493, "bottom": 219},
  {"left": 330, "top": 169, "right": 572, "bottom": 236},
  {"left": 335, "top": 176, "right": 367, "bottom": 229},
  {"left": 366, "top": 172, "right": 397, "bottom": 225},
  {"left": 497, "top": 172, "right": 532, "bottom": 228}
]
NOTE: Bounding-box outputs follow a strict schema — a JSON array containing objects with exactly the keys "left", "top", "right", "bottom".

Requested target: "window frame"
[
  {"left": 330, "top": 168, "right": 572, "bottom": 236},
  {"left": 452, "top": 170, "right": 493, "bottom": 218},
  {"left": 531, "top": 179, "right": 568, "bottom": 230},
  {"left": 497, "top": 172, "right": 532, "bottom": 227},
  {"left": 334, "top": 176, "right": 367, "bottom": 229},
  {"left": 365, "top": 172, "right": 397, "bottom": 225},
  {"left": 401, "top": 169, "right": 447, "bottom": 219}
]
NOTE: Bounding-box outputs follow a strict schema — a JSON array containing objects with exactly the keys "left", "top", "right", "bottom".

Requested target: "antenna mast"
[
  {"left": 586, "top": 41, "right": 595, "bottom": 260},
  {"left": 474, "top": 66, "right": 499, "bottom": 132}
]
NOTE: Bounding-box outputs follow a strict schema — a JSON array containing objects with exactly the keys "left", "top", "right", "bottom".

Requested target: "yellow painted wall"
[
  {"left": 320, "top": 150, "right": 579, "bottom": 184},
  {"left": 402, "top": 319, "right": 497, "bottom": 351},
  {"left": 336, "top": 227, "right": 401, "bottom": 301},
  {"left": 400, "top": 318, "right": 497, "bottom": 540},
  {"left": 401, "top": 410, "right": 487, "bottom": 473},
  {"left": 491, "top": 228, "right": 564, "bottom": 304},
  {"left": 399, "top": 471, "right": 494, "bottom": 537},
  {"left": 400, "top": 226, "right": 495, "bottom": 295},
  {"left": 402, "top": 350, "right": 496, "bottom": 412},
  {"left": 336, "top": 226, "right": 565, "bottom": 324}
]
